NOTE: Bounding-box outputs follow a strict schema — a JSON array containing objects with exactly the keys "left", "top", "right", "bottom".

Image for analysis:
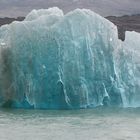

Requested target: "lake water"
[{"left": 0, "top": 107, "right": 140, "bottom": 140}]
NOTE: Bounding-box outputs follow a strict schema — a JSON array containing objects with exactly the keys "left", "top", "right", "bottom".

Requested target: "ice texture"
[{"left": 0, "top": 7, "right": 140, "bottom": 109}]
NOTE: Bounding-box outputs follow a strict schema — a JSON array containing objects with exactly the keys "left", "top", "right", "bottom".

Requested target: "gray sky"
[{"left": 0, "top": 0, "right": 140, "bottom": 17}]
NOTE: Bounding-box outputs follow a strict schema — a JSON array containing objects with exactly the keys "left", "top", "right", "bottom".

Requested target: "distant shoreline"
[{"left": 0, "top": 15, "right": 140, "bottom": 41}]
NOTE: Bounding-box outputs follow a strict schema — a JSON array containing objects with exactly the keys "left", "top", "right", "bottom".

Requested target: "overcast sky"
[{"left": 0, "top": 0, "right": 140, "bottom": 17}]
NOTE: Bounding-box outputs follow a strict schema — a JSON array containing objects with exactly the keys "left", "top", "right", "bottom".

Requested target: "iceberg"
[{"left": 0, "top": 7, "right": 140, "bottom": 109}]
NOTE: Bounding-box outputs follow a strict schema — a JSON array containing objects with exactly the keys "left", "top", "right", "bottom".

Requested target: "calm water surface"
[{"left": 0, "top": 107, "right": 140, "bottom": 140}]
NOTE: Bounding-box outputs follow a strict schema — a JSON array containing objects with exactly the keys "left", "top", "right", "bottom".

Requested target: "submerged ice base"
[{"left": 0, "top": 7, "right": 140, "bottom": 109}]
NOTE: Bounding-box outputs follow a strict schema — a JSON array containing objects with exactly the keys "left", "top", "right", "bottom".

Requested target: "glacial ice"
[{"left": 0, "top": 7, "right": 140, "bottom": 109}]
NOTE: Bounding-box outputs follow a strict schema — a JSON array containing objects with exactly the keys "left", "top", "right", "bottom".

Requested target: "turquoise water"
[{"left": 0, "top": 108, "right": 140, "bottom": 140}]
